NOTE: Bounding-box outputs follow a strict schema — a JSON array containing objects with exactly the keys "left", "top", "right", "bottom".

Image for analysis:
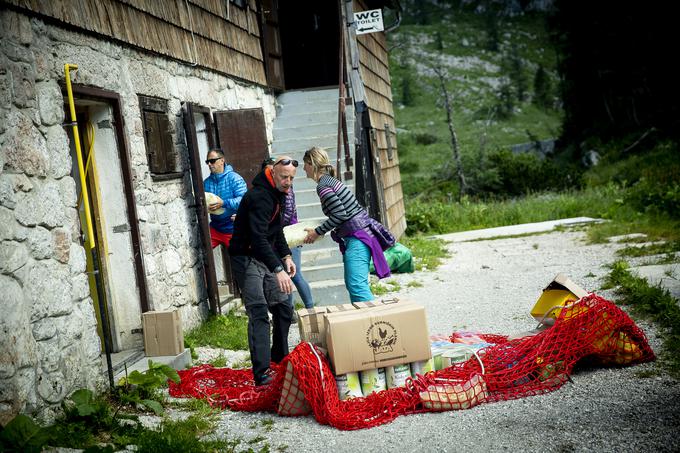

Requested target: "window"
[
  {"left": 139, "top": 95, "right": 181, "bottom": 179},
  {"left": 230, "top": 0, "right": 247, "bottom": 9}
]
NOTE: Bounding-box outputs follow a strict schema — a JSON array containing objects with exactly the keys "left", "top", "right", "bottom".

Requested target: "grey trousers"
[{"left": 229, "top": 255, "right": 293, "bottom": 384}]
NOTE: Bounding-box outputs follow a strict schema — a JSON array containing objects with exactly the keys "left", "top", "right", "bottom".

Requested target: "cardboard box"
[
  {"left": 531, "top": 273, "right": 589, "bottom": 325},
  {"left": 325, "top": 303, "right": 358, "bottom": 314},
  {"left": 142, "top": 310, "right": 184, "bottom": 356},
  {"left": 325, "top": 303, "right": 431, "bottom": 375},
  {"left": 352, "top": 297, "right": 405, "bottom": 309},
  {"left": 297, "top": 304, "right": 357, "bottom": 348},
  {"left": 297, "top": 307, "right": 328, "bottom": 347}
]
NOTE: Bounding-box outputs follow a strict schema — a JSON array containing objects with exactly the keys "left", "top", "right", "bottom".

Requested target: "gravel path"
[{"left": 202, "top": 228, "right": 680, "bottom": 452}]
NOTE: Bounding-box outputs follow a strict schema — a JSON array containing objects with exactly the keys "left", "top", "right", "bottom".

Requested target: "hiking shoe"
[
  {"left": 256, "top": 374, "right": 273, "bottom": 386},
  {"left": 255, "top": 369, "right": 275, "bottom": 386}
]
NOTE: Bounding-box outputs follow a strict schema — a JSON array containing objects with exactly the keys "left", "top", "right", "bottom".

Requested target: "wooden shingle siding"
[
  {"left": 5, "top": 0, "right": 266, "bottom": 85},
  {"left": 118, "top": 0, "right": 262, "bottom": 55},
  {"left": 358, "top": 39, "right": 392, "bottom": 83},
  {"left": 362, "top": 72, "right": 393, "bottom": 102},
  {"left": 352, "top": 0, "right": 405, "bottom": 238}
]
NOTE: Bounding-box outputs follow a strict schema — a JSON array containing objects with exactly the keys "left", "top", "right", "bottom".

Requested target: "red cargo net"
[{"left": 169, "top": 294, "right": 654, "bottom": 430}]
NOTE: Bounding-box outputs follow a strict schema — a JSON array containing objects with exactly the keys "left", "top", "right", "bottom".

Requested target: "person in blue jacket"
[{"left": 203, "top": 148, "right": 247, "bottom": 248}]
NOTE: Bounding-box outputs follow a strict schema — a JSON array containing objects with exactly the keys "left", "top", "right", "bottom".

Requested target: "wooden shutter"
[
  {"left": 143, "top": 111, "right": 168, "bottom": 173},
  {"left": 140, "top": 95, "right": 177, "bottom": 176}
]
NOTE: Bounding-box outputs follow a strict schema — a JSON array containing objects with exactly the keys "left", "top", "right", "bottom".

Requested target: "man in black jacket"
[{"left": 228, "top": 156, "right": 298, "bottom": 386}]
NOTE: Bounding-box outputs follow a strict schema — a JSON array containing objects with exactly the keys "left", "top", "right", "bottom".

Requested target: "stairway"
[{"left": 272, "top": 88, "right": 355, "bottom": 306}]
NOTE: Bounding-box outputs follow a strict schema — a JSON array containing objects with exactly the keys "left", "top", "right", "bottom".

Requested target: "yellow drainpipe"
[
  {"left": 64, "top": 64, "right": 114, "bottom": 388},
  {"left": 64, "top": 64, "right": 96, "bottom": 251}
]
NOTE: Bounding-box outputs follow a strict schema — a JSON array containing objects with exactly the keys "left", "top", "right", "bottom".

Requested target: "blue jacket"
[{"left": 203, "top": 164, "right": 247, "bottom": 233}]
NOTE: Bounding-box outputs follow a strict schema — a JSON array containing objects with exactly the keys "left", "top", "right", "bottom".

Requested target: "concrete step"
[
  {"left": 296, "top": 202, "right": 325, "bottom": 219},
  {"left": 275, "top": 101, "right": 338, "bottom": 116},
  {"left": 273, "top": 109, "right": 355, "bottom": 129},
  {"left": 277, "top": 87, "right": 340, "bottom": 105},
  {"left": 271, "top": 87, "right": 361, "bottom": 309},
  {"left": 299, "top": 246, "right": 343, "bottom": 267},
  {"left": 292, "top": 175, "right": 353, "bottom": 192},
  {"left": 302, "top": 261, "right": 345, "bottom": 282},
  {"left": 292, "top": 187, "right": 318, "bottom": 204},
  {"left": 290, "top": 176, "right": 315, "bottom": 189},
  {"left": 273, "top": 134, "right": 339, "bottom": 153},
  {"left": 112, "top": 348, "right": 191, "bottom": 383},
  {"left": 273, "top": 122, "right": 343, "bottom": 142},
  {"left": 220, "top": 297, "right": 242, "bottom": 314},
  {"left": 306, "top": 278, "right": 351, "bottom": 306},
  {"left": 273, "top": 109, "right": 340, "bottom": 131}
]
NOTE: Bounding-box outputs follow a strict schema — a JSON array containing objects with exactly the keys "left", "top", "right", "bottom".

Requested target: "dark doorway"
[{"left": 278, "top": 0, "right": 340, "bottom": 89}]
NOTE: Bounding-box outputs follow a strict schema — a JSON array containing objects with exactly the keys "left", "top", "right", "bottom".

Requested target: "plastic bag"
[{"left": 369, "top": 242, "right": 415, "bottom": 274}]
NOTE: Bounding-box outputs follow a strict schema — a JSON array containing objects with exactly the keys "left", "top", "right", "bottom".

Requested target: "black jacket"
[{"left": 228, "top": 170, "right": 291, "bottom": 272}]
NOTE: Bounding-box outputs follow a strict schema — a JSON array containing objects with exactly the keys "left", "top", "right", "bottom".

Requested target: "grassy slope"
[{"left": 388, "top": 10, "right": 563, "bottom": 196}]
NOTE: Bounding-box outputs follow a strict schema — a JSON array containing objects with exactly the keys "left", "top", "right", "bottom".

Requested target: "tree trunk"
[{"left": 433, "top": 65, "right": 466, "bottom": 200}]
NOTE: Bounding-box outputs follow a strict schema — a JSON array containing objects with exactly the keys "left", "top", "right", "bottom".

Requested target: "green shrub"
[
  {"left": 582, "top": 139, "right": 679, "bottom": 188},
  {"left": 626, "top": 179, "right": 680, "bottom": 219},
  {"left": 399, "top": 160, "right": 420, "bottom": 174},
  {"left": 413, "top": 132, "right": 439, "bottom": 145},
  {"left": 402, "top": 175, "right": 437, "bottom": 198},
  {"left": 482, "top": 149, "right": 581, "bottom": 196}
]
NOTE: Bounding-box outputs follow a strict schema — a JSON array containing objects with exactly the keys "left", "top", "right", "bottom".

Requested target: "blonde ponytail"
[{"left": 303, "top": 147, "right": 335, "bottom": 179}]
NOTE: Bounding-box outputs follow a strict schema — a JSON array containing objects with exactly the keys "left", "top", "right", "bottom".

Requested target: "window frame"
[{"left": 139, "top": 95, "right": 182, "bottom": 180}]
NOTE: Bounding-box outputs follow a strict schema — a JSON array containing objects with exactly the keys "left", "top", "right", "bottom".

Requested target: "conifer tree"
[{"left": 533, "top": 65, "right": 553, "bottom": 109}]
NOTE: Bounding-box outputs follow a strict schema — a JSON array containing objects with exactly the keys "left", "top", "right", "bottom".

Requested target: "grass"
[
  {"left": 184, "top": 310, "right": 249, "bottom": 351},
  {"left": 166, "top": 397, "right": 214, "bottom": 413},
  {"left": 617, "top": 241, "right": 680, "bottom": 258},
  {"left": 604, "top": 260, "right": 680, "bottom": 377},
  {"left": 401, "top": 235, "right": 449, "bottom": 271},
  {"left": 406, "top": 185, "right": 619, "bottom": 235},
  {"left": 587, "top": 215, "right": 680, "bottom": 245},
  {"left": 206, "top": 355, "right": 228, "bottom": 368},
  {"left": 370, "top": 279, "right": 401, "bottom": 296}
]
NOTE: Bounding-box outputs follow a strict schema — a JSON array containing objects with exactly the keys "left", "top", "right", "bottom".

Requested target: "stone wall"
[{"left": 0, "top": 8, "right": 276, "bottom": 423}]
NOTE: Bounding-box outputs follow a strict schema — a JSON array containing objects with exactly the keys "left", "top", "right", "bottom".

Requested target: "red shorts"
[{"left": 210, "top": 227, "right": 232, "bottom": 248}]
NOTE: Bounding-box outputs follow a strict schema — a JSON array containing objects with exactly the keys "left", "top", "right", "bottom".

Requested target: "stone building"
[{"left": 0, "top": 0, "right": 405, "bottom": 423}]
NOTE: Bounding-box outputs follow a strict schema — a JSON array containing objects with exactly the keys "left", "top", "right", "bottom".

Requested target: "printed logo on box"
[{"left": 366, "top": 321, "right": 397, "bottom": 354}]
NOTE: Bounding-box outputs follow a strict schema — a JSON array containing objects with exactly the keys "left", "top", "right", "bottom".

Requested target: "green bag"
[{"left": 370, "top": 242, "right": 415, "bottom": 274}]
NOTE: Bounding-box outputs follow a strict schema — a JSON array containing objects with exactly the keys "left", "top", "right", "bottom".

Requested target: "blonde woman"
[{"left": 302, "top": 147, "right": 395, "bottom": 302}]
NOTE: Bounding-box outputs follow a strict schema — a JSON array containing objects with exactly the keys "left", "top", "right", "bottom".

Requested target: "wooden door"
[
  {"left": 259, "top": 0, "right": 285, "bottom": 90},
  {"left": 213, "top": 108, "right": 269, "bottom": 188},
  {"left": 182, "top": 102, "right": 220, "bottom": 315}
]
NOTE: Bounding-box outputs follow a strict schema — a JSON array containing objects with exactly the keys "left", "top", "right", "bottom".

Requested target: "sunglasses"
[
  {"left": 273, "top": 159, "right": 299, "bottom": 167},
  {"left": 205, "top": 157, "right": 223, "bottom": 165}
]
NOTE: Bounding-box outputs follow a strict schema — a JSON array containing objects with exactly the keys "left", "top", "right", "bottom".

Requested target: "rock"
[
  {"left": 1, "top": 109, "right": 48, "bottom": 177},
  {"left": 37, "top": 81, "right": 64, "bottom": 126}
]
